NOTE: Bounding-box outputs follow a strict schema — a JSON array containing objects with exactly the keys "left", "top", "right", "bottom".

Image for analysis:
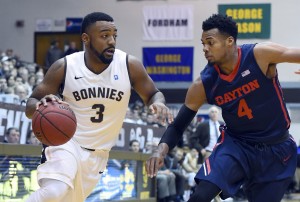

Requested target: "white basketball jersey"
[{"left": 62, "top": 50, "right": 131, "bottom": 150}]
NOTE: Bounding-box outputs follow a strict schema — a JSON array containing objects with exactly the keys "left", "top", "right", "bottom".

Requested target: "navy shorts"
[{"left": 195, "top": 132, "right": 297, "bottom": 201}]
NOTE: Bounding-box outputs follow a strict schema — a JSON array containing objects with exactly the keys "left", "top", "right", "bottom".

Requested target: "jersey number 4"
[
  {"left": 91, "top": 104, "right": 105, "bottom": 123},
  {"left": 237, "top": 99, "right": 253, "bottom": 119}
]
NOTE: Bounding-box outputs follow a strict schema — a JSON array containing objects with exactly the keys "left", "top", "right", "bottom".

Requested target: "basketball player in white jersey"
[{"left": 25, "top": 12, "right": 173, "bottom": 202}]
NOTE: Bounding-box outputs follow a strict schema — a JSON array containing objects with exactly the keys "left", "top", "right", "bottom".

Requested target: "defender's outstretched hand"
[
  {"left": 295, "top": 70, "right": 300, "bottom": 74},
  {"left": 145, "top": 151, "right": 165, "bottom": 178},
  {"left": 148, "top": 103, "right": 174, "bottom": 124},
  {"left": 145, "top": 143, "right": 170, "bottom": 178}
]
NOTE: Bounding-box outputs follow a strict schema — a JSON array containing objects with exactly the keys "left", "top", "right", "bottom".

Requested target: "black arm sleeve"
[{"left": 159, "top": 104, "right": 197, "bottom": 150}]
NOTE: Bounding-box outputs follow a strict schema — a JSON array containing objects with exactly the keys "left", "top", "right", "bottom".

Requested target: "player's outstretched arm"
[
  {"left": 295, "top": 70, "right": 300, "bottom": 74},
  {"left": 146, "top": 78, "right": 206, "bottom": 177},
  {"left": 26, "top": 58, "right": 66, "bottom": 119},
  {"left": 254, "top": 42, "right": 300, "bottom": 75}
]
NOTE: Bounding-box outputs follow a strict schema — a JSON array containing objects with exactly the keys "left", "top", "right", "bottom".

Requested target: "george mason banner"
[
  {"left": 218, "top": 4, "right": 271, "bottom": 39},
  {"left": 143, "top": 5, "right": 193, "bottom": 41}
]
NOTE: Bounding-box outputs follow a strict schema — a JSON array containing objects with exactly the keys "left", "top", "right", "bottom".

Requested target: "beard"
[
  {"left": 208, "top": 61, "right": 215, "bottom": 66},
  {"left": 90, "top": 43, "right": 113, "bottom": 64}
]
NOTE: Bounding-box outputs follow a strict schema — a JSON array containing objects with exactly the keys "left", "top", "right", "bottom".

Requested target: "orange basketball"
[{"left": 32, "top": 102, "right": 77, "bottom": 146}]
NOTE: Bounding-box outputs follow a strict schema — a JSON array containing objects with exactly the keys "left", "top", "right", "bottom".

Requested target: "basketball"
[{"left": 32, "top": 101, "right": 77, "bottom": 146}]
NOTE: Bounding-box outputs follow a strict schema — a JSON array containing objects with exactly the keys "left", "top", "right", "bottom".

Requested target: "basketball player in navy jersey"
[
  {"left": 146, "top": 14, "right": 300, "bottom": 202},
  {"left": 25, "top": 12, "right": 172, "bottom": 202}
]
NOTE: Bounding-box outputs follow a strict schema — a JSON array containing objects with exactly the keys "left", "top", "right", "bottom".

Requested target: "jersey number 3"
[
  {"left": 91, "top": 104, "right": 105, "bottom": 123},
  {"left": 238, "top": 99, "right": 253, "bottom": 119}
]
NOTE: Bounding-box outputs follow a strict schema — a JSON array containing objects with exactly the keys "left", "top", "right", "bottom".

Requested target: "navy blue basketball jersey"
[{"left": 201, "top": 44, "right": 290, "bottom": 142}]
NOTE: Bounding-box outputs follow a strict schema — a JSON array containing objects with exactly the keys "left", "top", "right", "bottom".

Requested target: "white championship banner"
[{"left": 143, "top": 5, "right": 194, "bottom": 41}]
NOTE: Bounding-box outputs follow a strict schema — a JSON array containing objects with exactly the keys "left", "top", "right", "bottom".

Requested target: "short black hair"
[
  {"left": 6, "top": 127, "right": 19, "bottom": 136},
  {"left": 51, "top": 40, "right": 58, "bottom": 46},
  {"left": 81, "top": 12, "right": 114, "bottom": 35},
  {"left": 129, "top": 139, "right": 139, "bottom": 147},
  {"left": 202, "top": 14, "right": 238, "bottom": 42}
]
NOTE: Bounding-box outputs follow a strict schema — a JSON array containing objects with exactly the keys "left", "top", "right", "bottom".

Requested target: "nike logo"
[
  {"left": 99, "top": 171, "right": 104, "bottom": 174},
  {"left": 74, "top": 76, "right": 84, "bottom": 80}
]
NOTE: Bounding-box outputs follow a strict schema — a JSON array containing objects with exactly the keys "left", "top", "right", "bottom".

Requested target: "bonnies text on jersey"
[{"left": 72, "top": 87, "right": 124, "bottom": 101}]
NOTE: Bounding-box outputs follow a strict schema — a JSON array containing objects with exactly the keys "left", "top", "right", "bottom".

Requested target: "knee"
[{"left": 157, "top": 175, "right": 168, "bottom": 186}]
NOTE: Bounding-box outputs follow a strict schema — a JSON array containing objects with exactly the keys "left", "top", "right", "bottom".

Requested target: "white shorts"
[{"left": 37, "top": 139, "right": 109, "bottom": 201}]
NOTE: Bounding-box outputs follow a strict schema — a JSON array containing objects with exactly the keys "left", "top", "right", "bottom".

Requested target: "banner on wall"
[
  {"left": 66, "top": 18, "right": 83, "bottom": 33},
  {"left": 143, "top": 47, "right": 193, "bottom": 82},
  {"left": 218, "top": 4, "right": 271, "bottom": 39},
  {"left": 86, "top": 160, "right": 137, "bottom": 201},
  {"left": 35, "top": 19, "right": 53, "bottom": 32},
  {"left": 143, "top": 5, "right": 193, "bottom": 41},
  {"left": 0, "top": 103, "right": 31, "bottom": 144}
]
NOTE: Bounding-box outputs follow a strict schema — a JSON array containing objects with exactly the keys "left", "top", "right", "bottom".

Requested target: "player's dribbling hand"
[
  {"left": 36, "top": 94, "right": 68, "bottom": 110},
  {"left": 145, "top": 152, "right": 165, "bottom": 178},
  {"left": 295, "top": 69, "right": 300, "bottom": 74},
  {"left": 148, "top": 103, "right": 174, "bottom": 124}
]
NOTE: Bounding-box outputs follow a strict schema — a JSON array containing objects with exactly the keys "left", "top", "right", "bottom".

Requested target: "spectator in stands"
[
  {"left": 146, "top": 114, "right": 160, "bottom": 128},
  {"left": 3, "top": 127, "right": 20, "bottom": 144},
  {"left": 26, "top": 130, "right": 41, "bottom": 145},
  {"left": 5, "top": 49, "right": 14, "bottom": 58},
  {"left": 133, "top": 109, "right": 147, "bottom": 125},
  {"left": 17, "top": 67, "right": 32, "bottom": 95},
  {"left": 0, "top": 76, "right": 8, "bottom": 94},
  {"left": 6, "top": 75, "right": 16, "bottom": 89},
  {"left": 0, "top": 63, "right": 3, "bottom": 77},
  {"left": 124, "top": 107, "right": 136, "bottom": 123},
  {"left": 173, "top": 147, "right": 185, "bottom": 166},
  {"left": 129, "top": 139, "right": 141, "bottom": 153},
  {"left": 35, "top": 70, "right": 44, "bottom": 86},
  {"left": 64, "top": 41, "right": 79, "bottom": 56},
  {"left": 2, "top": 60, "right": 16, "bottom": 77},
  {"left": 143, "top": 141, "right": 159, "bottom": 154},
  {"left": 1, "top": 49, "right": 14, "bottom": 62},
  {"left": 122, "top": 139, "right": 140, "bottom": 169},
  {"left": 156, "top": 166, "right": 177, "bottom": 202},
  {"left": 0, "top": 86, "right": 19, "bottom": 104},
  {"left": 18, "top": 67, "right": 29, "bottom": 82},
  {"left": 182, "top": 147, "right": 200, "bottom": 196},
  {"left": 14, "top": 85, "right": 28, "bottom": 105},
  {"left": 172, "top": 147, "right": 192, "bottom": 201},
  {"left": 189, "top": 105, "right": 223, "bottom": 164},
  {"left": 140, "top": 109, "right": 149, "bottom": 125},
  {"left": 28, "top": 74, "right": 37, "bottom": 91},
  {"left": 15, "top": 76, "right": 24, "bottom": 86},
  {"left": 45, "top": 40, "right": 63, "bottom": 71},
  {"left": 160, "top": 149, "right": 186, "bottom": 202}
]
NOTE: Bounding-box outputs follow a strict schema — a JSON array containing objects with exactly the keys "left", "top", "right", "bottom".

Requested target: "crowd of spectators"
[{"left": 0, "top": 48, "right": 45, "bottom": 106}]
